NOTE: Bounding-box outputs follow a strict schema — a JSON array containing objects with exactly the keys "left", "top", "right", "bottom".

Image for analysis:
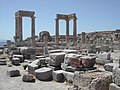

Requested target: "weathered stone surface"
[
  {"left": 89, "top": 73, "right": 112, "bottom": 90},
  {"left": 80, "top": 56, "right": 96, "bottom": 68},
  {"left": 109, "top": 83, "right": 120, "bottom": 90},
  {"left": 63, "top": 71, "right": 74, "bottom": 83},
  {"left": 13, "top": 55, "right": 24, "bottom": 62},
  {"left": 49, "top": 52, "right": 66, "bottom": 66},
  {"left": 104, "top": 63, "right": 119, "bottom": 72},
  {"left": 96, "top": 52, "right": 111, "bottom": 60},
  {"left": 12, "top": 58, "right": 20, "bottom": 65},
  {"left": 28, "top": 64, "right": 38, "bottom": 75},
  {"left": 35, "top": 67, "right": 52, "bottom": 81},
  {"left": 113, "top": 67, "right": 120, "bottom": 86},
  {"left": 52, "top": 70, "right": 65, "bottom": 82},
  {"left": 64, "top": 53, "right": 81, "bottom": 65},
  {"left": 73, "top": 70, "right": 112, "bottom": 90},
  {"left": 61, "top": 63, "right": 68, "bottom": 70},
  {"left": 7, "top": 69, "right": 20, "bottom": 77},
  {"left": 22, "top": 74, "right": 35, "bottom": 82},
  {"left": 96, "top": 58, "right": 112, "bottom": 65}
]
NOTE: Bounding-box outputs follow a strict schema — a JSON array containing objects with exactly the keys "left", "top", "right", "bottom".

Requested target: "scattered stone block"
[
  {"left": 97, "top": 52, "right": 111, "bottom": 60},
  {"left": 22, "top": 74, "right": 35, "bottom": 83},
  {"left": 73, "top": 70, "right": 112, "bottom": 90},
  {"left": 109, "top": 83, "right": 120, "bottom": 90},
  {"left": 64, "top": 53, "right": 81, "bottom": 65},
  {"left": 0, "top": 49, "right": 3, "bottom": 54},
  {"left": 13, "top": 55, "right": 24, "bottom": 62},
  {"left": 7, "top": 69, "right": 20, "bottom": 77},
  {"left": 49, "top": 52, "right": 66, "bottom": 66},
  {"left": 12, "top": 58, "right": 20, "bottom": 65},
  {"left": 104, "top": 63, "right": 119, "bottom": 72},
  {"left": 52, "top": 70, "right": 65, "bottom": 82},
  {"left": 113, "top": 67, "right": 120, "bottom": 86},
  {"left": 63, "top": 71, "right": 74, "bottom": 83},
  {"left": 0, "top": 59, "right": 6, "bottom": 65},
  {"left": 35, "top": 67, "right": 52, "bottom": 81},
  {"left": 28, "top": 64, "right": 38, "bottom": 75}
]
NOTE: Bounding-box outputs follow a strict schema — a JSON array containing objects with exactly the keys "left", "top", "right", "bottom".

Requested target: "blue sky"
[{"left": 0, "top": 0, "right": 120, "bottom": 40}]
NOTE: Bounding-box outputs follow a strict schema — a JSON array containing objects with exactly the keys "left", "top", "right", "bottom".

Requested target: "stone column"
[
  {"left": 55, "top": 19, "right": 59, "bottom": 43},
  {"left": 73, "top": 18, "right": 77, "bottom": 45},
  {"left": 66, "top": 19, "right": 69, "bottom": 45},
  {"left": 15, "top": 17, "right": 19, "bottom": 38},
  {"left": 31, "top": 17, "right": 35, "bottom": 47},
  {"left": 19, "top": 16, "right": 23, "bottom": 42}
]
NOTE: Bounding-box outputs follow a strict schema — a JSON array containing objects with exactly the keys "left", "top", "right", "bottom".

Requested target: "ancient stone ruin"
[{"left": 0, "top": 10, "right": 120, "bottom": 90}]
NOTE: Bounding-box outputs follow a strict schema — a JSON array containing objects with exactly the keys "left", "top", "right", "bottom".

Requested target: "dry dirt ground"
[{"left": 0, "top": 64, "right": 72, "bottom": 90}]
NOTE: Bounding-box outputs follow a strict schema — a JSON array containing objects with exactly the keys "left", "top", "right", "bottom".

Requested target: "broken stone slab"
[
  {"left": 104, "top": 63, "right": 119, "bottom": 72},
  {"left": 52, "top": 70, "right": 65, "bottom": 82},
  {"left": 0, "top": 59, "right": 6, "bottom": 65},
  {"left": 109, "top": 83, "right": 120, "bottom": 90},
  {"left": 63, "top": 71, "right": 74, "bottom": 83},
  {"left": 35, "top": 67, "right": 52, "bottom": 81},
  {"left": 22, "top": 74, "right": 35, "bottom": 83},
  {"left": 96, "top": 58, "right": 112, "bottom": 65},
  {"left": 96, "top": 52, "right": 111, "bottom": 60},
  {"left": 89, "top": 72, "right": 112, "bottom": 90},
  {"left": 64, "top": 53, "right": 82, "bottom": 65},
  {"left": 13, "top": 55, "right": 24, "bottom": 62},
  {"left": 113, "top": 67, "right": 120, "bottom": 86},
  {"left": 28, "top": 64, "right": 38, "bottom": 75},
  {"left": 49, "top": 52, "right": 66, "bottom": 66},
  {"left": 7, "top": 69, "right": 20, "bottom": 77},
  {"left": 80, "top": 56, "right": 96, "bottom": 68},
  {"left": 11, "top": 58, "right": 20, "bottom": 65}
]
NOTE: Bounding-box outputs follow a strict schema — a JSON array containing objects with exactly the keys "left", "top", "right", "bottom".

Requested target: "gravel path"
[{"left": 0, "top": 65, "right": 71, "bottom": 90}]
